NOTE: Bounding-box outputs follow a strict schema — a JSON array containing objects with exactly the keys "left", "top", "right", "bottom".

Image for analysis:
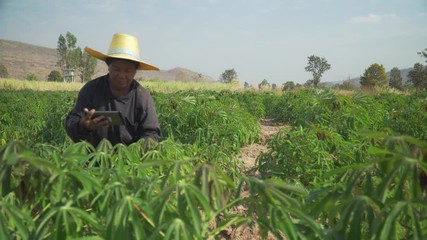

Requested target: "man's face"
[{"left": 108, "top": 59, "right": 137, "bottom": 90}]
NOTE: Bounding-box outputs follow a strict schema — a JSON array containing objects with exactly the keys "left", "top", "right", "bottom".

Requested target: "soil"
[
  {"left": 218, "top": 119, "right": 289, "bottom": 240},
  {"left": 237, "top": 118, "right": 287, "bottom": 175}
]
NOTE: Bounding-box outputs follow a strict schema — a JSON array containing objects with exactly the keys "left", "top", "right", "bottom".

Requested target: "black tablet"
[{"left": 93, "top": 111, "right": 124, "bottom": 125}]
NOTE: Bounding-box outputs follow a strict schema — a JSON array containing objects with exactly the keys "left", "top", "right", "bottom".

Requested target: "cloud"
[{"left": 350, "top": 13, "right": 396, "bottom": 24}]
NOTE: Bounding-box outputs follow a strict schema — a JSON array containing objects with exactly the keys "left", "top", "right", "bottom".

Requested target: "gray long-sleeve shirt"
[{"left": 65, "top": 74, "right": 161, "bottom": 146}]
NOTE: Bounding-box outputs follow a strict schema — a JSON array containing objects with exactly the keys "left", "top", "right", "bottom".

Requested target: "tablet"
[{"left": 93, "top": 111, "right": 124, "bottom": 125}]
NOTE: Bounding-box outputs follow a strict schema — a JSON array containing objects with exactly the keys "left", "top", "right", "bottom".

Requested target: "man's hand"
[{"left": 81, "top": 108, "right": 110, "bottom": 131}]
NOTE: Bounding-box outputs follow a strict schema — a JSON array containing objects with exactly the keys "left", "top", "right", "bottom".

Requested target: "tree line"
[
  {"left": 0, "top": 32, "right": 425, "bottom": 90},
  {"left": 221, "top": 49, "right": 427, "bottom": 91},
  {"left": 358, "top": 49, "right": 427, "bottom": 91}
]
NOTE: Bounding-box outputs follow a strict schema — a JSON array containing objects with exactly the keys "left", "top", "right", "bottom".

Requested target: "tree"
[
  {"left": 360, "top": 63, "right": 388, "bottom": 88},
  {"left": 282, "top": 81, "right": 295, "bottom": 91},
  {"left": 219, "top": 69, "right": 237, "bottom": 83},
  {"left": 56, "top": 34, "right": 67, "bottom": 70},
  {"left": 304, "top": 79, "right": 314, "bottom": 87},
  {"left": 272, "top": 83, "right": 277, "bottom": 90},
  {"left": 244, "top": 82, "right": 250, "bottom": 89},
  {"left": 0, "top": 64, "right": 8, "bottom": 78},
  {"left": 304, "top": 55, "right": 331, "bottom": 87},
  {"left": 68, "top": 46, "right": 83, "bottom": 71},
  {"left": 79, "top": 51, "right": 97, "bottom": 82},
  {"left": 408, "top": 63, "right": 427, "bottom": 90},
  {"left": 258, "top": 79, "right": 270, "bottom": 89},
  {"left": 26, "top": 73, "right": 38, "bottom": 81},
  {"left": 56, "top": 32, "right": 97, "bottom": 82},
  {"left": 48, "top": 70, "right": 62, "bottom": 82},
  {"left": 418, "top": 48, "right": 427, "bottom": 63},
  {"left": 57, "top": 32, "right": 78, "bottom": 71},
  {"left": 389, "top": 67, "right": 403, "bottom": 90}
]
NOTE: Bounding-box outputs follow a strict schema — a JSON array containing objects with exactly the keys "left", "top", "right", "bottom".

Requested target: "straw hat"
[{"left": 85, "top": 33, "right": 159, "bottom": 71}]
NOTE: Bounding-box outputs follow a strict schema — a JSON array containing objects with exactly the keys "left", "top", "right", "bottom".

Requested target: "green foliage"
[
  {"left": 307, "top": 133, "right": 427, "bottom": 239},
  {"left": 239, "top": 177, "right": 323, "bottom": 239},
  {"left": 304, "top": 79, "right": 314, "bottom": 87},
  {"left": 48, "top": 70, "right": 62, "bottom": 82},
  {"left": 257, "top": 125, "right": 367, "bottom": 185},
  {"left": 57, "top": 32, "right": 78, "bottom": 70},
  {"left": 219, "top": 68, "right": 238, "bottom": 83},
  {"left": 269, "top": 89, "right": 387, "bottom": 137},
  {"left": 256, "top": 89, "right": 427, "bottom": 238},
  {"left": 379, "top": 91, "right": 427, "bottom": 141},
  {"left": 418, "top": 48, "right": 427, "bottom": 63},
  {"left": 258, "top": 79, "right": 270, "bottom": 90},
  {"left": 260, "top": 89, "right": 427, "bottom": 184},
  {"left": 80, "top": 52, "right": 97, "bottom": 82},
  {"left": 57, "top": 32, "right": 97, "bottom": 82},
  {"left": 231, "top": 91, "right": 266, "bottom": 119},
  {"left": 0, "top": 90, "right": 76, "bottom": 146},
  {"left": 0, "top": 138, "right": 254, "bottom": 239},
  {"left": 389, "top": 67, "right": 403, "bottom": 90},
  {"left": 1, "top": 88, "right": 427, "bottom": 239},
  {"left": 282, "top": 81, "right": 295, "bottom": 91},
  {"left": 408, "top": 63, "right": 427, "bottom": 90},
  {"left": 305, "top": 55, "right": 331, "bottom": 87},
  {"left": 25, "top": 73, "right": 38, "bottom": 81},
  {"left": 360, "top": 63, "right": 388, "bottom": 88},
  {"left": 155, "top": 91, "right": 260, "bottom": 163},
  {"left": 2, "top": 132, "right": 426, "bottom": 239},
  {"left": 0, "top": 64, "right": 8, "bottom": 78}
]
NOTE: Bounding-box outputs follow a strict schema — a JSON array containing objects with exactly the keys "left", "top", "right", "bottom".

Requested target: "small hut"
[{"left": 63, "top": 69, "right": 75, "bottom": 82}]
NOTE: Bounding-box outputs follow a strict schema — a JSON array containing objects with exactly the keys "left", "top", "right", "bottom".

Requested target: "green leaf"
[
  {"left": 0, "top": 212, "right": 11, "bottom": 240},
  {"left": 347, "top": 197, "right": 364, "bottom": 240},
  {"left": 34, "top": 205, "right": 61, "bottom": 239},
  {"left": 380, "top": 201, "right": 407, "bottom": 240}
]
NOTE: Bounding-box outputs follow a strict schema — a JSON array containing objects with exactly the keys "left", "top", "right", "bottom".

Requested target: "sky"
[{"left": 0, "top": 0, "right": 426, "bottom": 85}]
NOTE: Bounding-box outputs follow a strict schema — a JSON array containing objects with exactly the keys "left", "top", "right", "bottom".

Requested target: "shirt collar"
[{"left": 104, "top": 74, "right": 136, "bottom": 103}]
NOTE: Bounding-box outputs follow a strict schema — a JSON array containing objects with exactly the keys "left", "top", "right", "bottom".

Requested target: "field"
[{"left": 1, "top": 78, "right": 427, "bottom": 239}]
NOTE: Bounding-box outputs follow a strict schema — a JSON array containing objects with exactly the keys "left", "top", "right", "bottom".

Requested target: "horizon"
[
  {"left": 0, "top": 0, "right": 426, "bottom": 85},
  {"left": 0, "top": 37, "right": 415, "bottom": 85}
]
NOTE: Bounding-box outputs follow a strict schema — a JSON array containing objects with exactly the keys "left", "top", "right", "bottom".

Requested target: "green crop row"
[
  {"left": 1, "top": 88, "right": 426, "bottom": 239},
  {"left": 257, "top": 89, "right": 427, "bottom": 184},
  {"left": 255, "top": 89, "right": 427, "bottom": 239},
  {"left": 0, "top": 90, "right": 261, "bottom": 166}
]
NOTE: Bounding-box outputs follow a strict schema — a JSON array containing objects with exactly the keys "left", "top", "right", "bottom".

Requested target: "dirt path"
[
  {"left": 237, "top": 118, "right": 287, "bottom": 174},
  {"left": 219, "top": 119, "right": 289, "bottom": 240}
]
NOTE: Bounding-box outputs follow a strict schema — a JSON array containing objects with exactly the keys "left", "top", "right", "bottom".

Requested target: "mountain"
[
  {"left": 137, "top": 67, "right": 216, "bottom": 82},
  {"left": 0, "top": 39, "right": 61, "bottom": 80},
  {"left": 0, "top": 39, "right": 215, "bottom": 82}
]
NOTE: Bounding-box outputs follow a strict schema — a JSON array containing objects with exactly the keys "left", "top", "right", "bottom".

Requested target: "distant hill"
[
  {"left": 0, "top": 39, "right": 61, "bottom": 80},
  {"left": 137, "top": 67, "right": 216, "bottom": 82},
  {"left": 0, "top": 39, "right": 215, "bottom": 82}
]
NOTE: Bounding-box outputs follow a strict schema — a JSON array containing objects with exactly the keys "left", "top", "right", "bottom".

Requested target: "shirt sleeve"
[
  {"left": 135, "top": 88, "right": 162, "bottom": 142},
  {"left": 65, "top": 83, "right": 93, "bottom": 142}
]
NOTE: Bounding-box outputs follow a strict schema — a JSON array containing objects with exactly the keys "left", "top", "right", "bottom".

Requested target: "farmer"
[{"left": 65, "top": 33, "right": 161, "bottom": 147}]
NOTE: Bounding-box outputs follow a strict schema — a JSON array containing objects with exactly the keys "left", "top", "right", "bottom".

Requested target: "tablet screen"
[{"left": 93, "top": 111, "right": 124, "bottom": 125}]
